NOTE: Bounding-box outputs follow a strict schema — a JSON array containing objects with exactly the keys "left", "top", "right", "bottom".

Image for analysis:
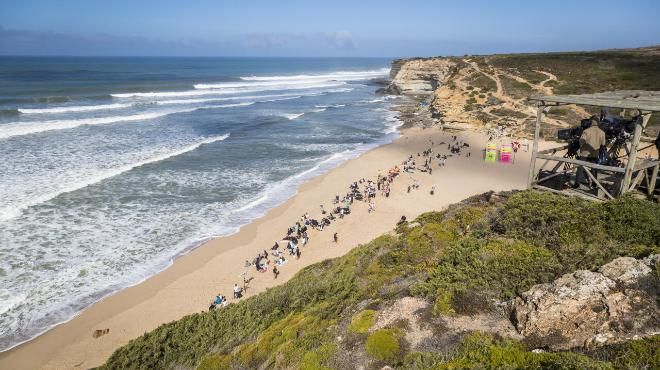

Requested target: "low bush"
[
  {"left": 348, "top": 310, "right": 377, "bottom": 334},
  {"left": 366, "top": 329, "right": 401, "bottom": 362},
  {"left": 438, "top": 332, "right": 613, "bottom": 369}
]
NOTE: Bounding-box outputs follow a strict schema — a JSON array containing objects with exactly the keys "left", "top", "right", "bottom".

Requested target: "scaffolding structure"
[{"left": 527, "top": 90, "right": 660, "bottom": 201}]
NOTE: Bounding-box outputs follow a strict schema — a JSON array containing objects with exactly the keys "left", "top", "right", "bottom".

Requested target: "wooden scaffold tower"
[{"left": 527, "top": 90, "right": 660, "bottom": 201}]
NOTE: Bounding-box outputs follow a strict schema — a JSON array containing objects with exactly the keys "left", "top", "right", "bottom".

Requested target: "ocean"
[{"left": 0, "top": 57, "right": 399, "bottom": 351}]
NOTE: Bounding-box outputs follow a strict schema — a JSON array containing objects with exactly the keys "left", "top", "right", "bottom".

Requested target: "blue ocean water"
[{"left": 0, "top": 57, "right": 399, "bottom": 351}]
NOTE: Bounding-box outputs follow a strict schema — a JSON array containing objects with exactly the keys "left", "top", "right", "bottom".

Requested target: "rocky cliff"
[
  {"left": 387, "top": 48, "right": 660, "bottom": 138},
  {"left": 387, "top": 57, "right": 456, "bottom": 95}
]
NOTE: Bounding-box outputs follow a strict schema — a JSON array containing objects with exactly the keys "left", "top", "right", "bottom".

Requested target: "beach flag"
[
  {"left": 500, "top": 144, "right": 513, "bottom": 163},
  {"left": 485, "top": 143, "right": 497, "bottom": 163}
]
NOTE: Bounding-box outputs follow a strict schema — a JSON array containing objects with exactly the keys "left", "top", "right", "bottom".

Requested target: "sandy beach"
[{"left": 0, "top": 124, "right": 540, "bottom": 369}]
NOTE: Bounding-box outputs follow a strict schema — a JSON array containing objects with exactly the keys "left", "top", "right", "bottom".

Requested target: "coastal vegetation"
[
  {"left": 487, "top": 50, "right": 660, "bottom": 95},
  {"left": 100, "top": 191, "right": 659, "bottom": 369},
  {"left": 398, "top": 47, "right": 660, "bottom": 136}
]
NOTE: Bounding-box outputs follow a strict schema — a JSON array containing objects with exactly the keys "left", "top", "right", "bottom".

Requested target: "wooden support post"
[
  {"left": 527, "top": 104, "right": 544, "bottom": 189},
  {"left": 629, "top": 170, "right": 646, "bottom": 192},
  {"left": 584, "top": 166, "right": 614, "bottom": 200},
  {"left": 620, "top": 113, "right": 651, "bottom": 194},
  {"left": 649, "top": 163, "right": 659, "bottom": 197}
]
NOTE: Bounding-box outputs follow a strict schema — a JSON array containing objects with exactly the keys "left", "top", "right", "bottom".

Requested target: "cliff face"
[
  {"left": 386, "top": 49, "right": 660, "bottom": 138},
  {"left": 388, "top": 58, "right": 457, "bottom": 95}
]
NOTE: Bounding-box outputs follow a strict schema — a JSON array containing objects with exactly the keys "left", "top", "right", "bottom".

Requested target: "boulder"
[
  {"left": 598, "top": 256, "right": 651, "bottom": 286},
  {"left": 510, "top": 256, "right": 659, "bottom": 350}
]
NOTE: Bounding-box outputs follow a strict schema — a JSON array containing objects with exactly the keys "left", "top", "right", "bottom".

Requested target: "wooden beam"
[
  {"left": 527, "top": 105, "right": 543, "bottom": 189},
  {"left": 583, "top": 166, "right": 614, "bottom": 200},
  {"left": 535, "top": 154, "right": 626, "bottom": 173},
  {"left": 634, "top": 159, "right": 660, "bottom": 171},
  {"left": 535, "top": 169, "right": 572, "bottom": 185},
  {"left": 629, "top": 169, "right": 646, "bottom": 191},
  {"left": 529, "top": 93, "right": 660, "bottom": 111},
  {"left": 532, "top": 184, "right": 604, "bottom": 202},
  {"left": 538, "top": 145, "right": 569, "bottom": 154},
  {"left": 620, "top": 114, "right": 650, "bottom": 193},
  {"left": 648, "top": 163, "right": 659, "bottom": 196}
]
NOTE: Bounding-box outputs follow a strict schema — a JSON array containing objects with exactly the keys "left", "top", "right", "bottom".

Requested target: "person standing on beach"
[
  {"left": 233, "top": 284, "right": 241, "bottom": 299},
  {"left": 333, "top": 232, "right": 338, "bottom": 243}
]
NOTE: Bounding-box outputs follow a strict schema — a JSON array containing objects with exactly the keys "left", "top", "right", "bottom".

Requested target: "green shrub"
[
  {"left": 492, "top": 191, "right": 606, "bottom": 248},
  {"left": 348, "top": 310, "right": 377, "bottom": 333},
  {"left": 438, "top": 332, "right": 613, "bottom": 369},
  {"left": 412, "top": 237, "right": 561, "bottom": 309},
  {"left": 366, "top": 329, "right": 401, "bottom": 361},
  {"left": 401, "top": 351, "right": 446, "bottom": 369},
  {"left": 491, "top": 191, "right": 659, "bottom": 271},
  {"left": 198, "top": 310, "right": 337, "bottom": 369},
  {"left": 601, "top": 195, "right": 660, "bottom": 247},
  {"left": 588, "top": 335, "right": 660, "bottom": 369},
  {"left": 433, "top": 290, "right": 454, "bottom": 315}
]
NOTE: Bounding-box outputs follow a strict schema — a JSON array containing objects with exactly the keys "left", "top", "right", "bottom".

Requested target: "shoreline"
[
  {"left": 0, "top": 100, "right": 540, "bottom": 369},
  {"left": 0, "top": 116, "right": 403, "bottom": 356}
]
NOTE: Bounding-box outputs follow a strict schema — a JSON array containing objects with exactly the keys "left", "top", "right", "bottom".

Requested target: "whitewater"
[{"left": 0, "top": 57, "right": 396, "bottom": 352}]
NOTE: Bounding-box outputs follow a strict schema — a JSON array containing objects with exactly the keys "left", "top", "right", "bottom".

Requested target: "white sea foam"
[
  {"left": 0, "top": 134, "right": 230, "bottom": 221},
  {"left": 0, "top": 290, "right": 26, "bottom": 318},
  {"left": 155, "top": 92, "right": 302, "bottom": 106},
  {"left": 18, "top": 103, "right": 133, "bottom": 114},
  {"left": 35, "top": 89, "right": 342, "bottom": 112},
  {"left": 315, "top": 103, "right": 347, "bottom": 109},
  {"left": 113, "top": 81, "right": 345, "bottom": 98},
  {"left": 0, "top": 104, "right": 246, "bottom": 140},
  {"left": 195, "top": 69, "right": 388, "bottom": 90},
  {"left": 279, "top": 113, "right": 305, "bottom": 120},
  {"left": 239, "top": 68, "right": 389, "bottom": 82},
  {"left": 232, "top": 195, "right": 269, "bottom": 213}
]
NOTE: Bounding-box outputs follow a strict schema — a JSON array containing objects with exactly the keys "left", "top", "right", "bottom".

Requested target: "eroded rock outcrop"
[
  {"left": 387, "top": 58, "right": 456, "bottom": 95},
  {"left": 511, "top": 255, "right": 659, "bottom": 350}
]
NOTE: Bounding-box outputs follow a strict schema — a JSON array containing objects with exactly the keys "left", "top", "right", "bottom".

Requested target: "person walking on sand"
[
  {"left": 273, "top": 266, "right": 279, "bottom": 279},
  {"left": 333, "top": 232, "right": 338, "bottom": 243},
  {"left": 233, "top": 284, "right": 241, "bottom": 299}
]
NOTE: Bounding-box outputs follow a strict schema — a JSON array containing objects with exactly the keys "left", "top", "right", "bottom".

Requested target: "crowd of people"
[{"left": 208, "top": 134, "right": 472, "bottom": 311}]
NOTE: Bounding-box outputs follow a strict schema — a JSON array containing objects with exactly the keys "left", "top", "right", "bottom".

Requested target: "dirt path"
[{"left": 536, "top": 70, "right": 557, "bottom": 95}]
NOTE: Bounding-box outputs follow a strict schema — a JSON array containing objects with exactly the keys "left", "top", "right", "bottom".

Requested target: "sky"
[{"left": 1, "top": 0, "right": 659, "bottom": 57}]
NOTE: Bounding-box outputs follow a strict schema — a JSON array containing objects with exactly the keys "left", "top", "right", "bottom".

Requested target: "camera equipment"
[
  {"left": 598, "top": 116, "right": 637, "bottom": 166},
  {"left": 557, "top": 115, "right": 638, "bottom": 165},
  {"left": 557, "top": 119, "right": 592, "bottom": 158}
]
